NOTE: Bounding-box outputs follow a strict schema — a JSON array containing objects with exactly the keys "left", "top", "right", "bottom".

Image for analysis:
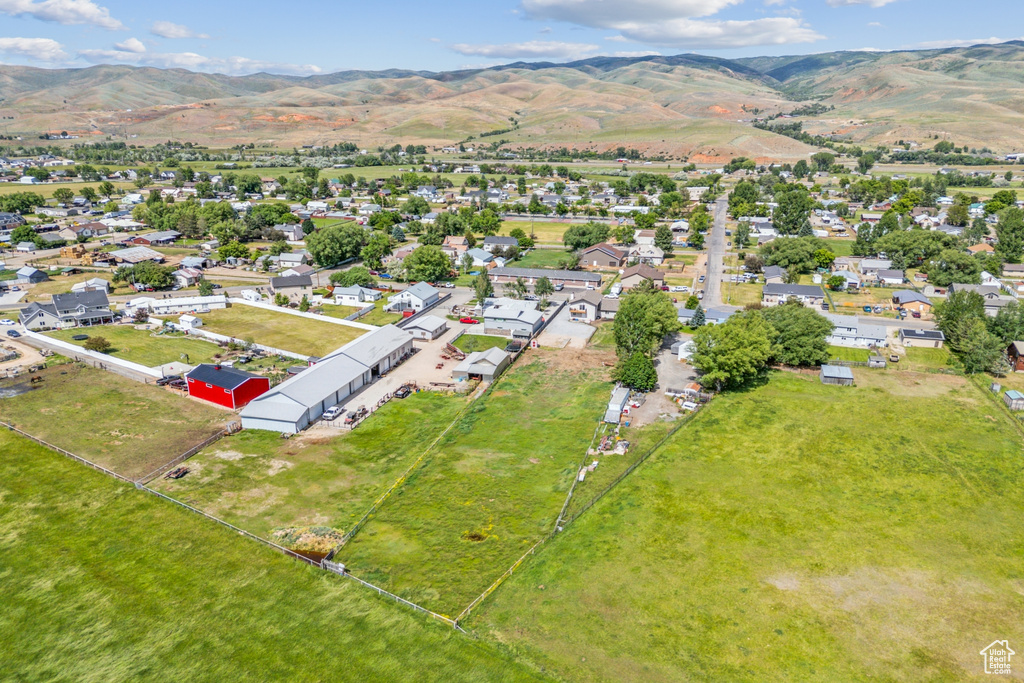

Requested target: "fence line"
[
  {"left": 136, "top": 422, "right": 241, "bottom": 485},
  {"left": 455, "top": 536, "right": 548, "bottom": 625},
  {"left": 554, "top": 419, "right": 607, "bottom": 531},
  {"left": 323, "top": 562, "right": 465, "bottom": 632},
  {"left": 1, "top": 421, "right": 135, "bottom": 484},
  {"left": 344, "top": 303, "right": 377, "bottom": 322}
]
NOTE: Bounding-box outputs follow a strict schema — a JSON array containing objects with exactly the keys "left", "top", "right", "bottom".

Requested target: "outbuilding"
[
  {"left": 899, "top": 328, "right": 945, "bottom": 348},
  {"left": 186, "top": 364, "right": 271, "bottom": 409},
  {"left": 820, "top": 365, "right": 855, "bottom": 386},
  {"left": 403, "top": 314, "right": 448, "bottom": 341},
  {"left": 453, "top": 347, "right": 510, "bottom": 382},
  {"left": 1004, "top": 390, "right": 1024, "bottom": 411}
]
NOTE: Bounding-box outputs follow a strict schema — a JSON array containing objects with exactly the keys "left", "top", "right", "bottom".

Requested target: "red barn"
[{"left": 185, "top": 364, "right": 271, "bottom": 409}]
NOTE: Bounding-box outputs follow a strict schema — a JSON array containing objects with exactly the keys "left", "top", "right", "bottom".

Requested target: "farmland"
[
  {"left": 476, "top": 370, "right": 1024, "bottom": 682},
  {"left": 336, "top": 353, "right": 611, "bottom": 615},
  {"left": 151, "top": 393, "right": 469, "bottom": 544},
  {"left": 0, "top": 364, "right": 228, "bottom": 479},
  {"left": 46, "top": 325, "right": 225, "bottom": 368},
  {"left": 196, "top": 304, "right": 365, "bottom": 358},
  {"left": 0, "top": 431, "right": 548, "bottom": 682}
]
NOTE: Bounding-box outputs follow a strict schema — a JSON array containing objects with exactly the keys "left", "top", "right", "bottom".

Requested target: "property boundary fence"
[
  {"left": 322, "top": 561, "right": 465, "bottom": 632},
  {"left": 344, "top": 304, "right": 376, "bottom": 322},
  {"left": 827, "top": 360, "right": 870, "bottom": 368},
  {"left": 136, "top": 421, "right": 241, "bottom": 485},
  {"left": 1, "top": 421, "right": 135, "bottom": 484}
]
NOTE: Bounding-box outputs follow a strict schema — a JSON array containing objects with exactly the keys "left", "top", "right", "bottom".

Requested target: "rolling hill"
[{"left": 2, "top": 41, "right": 1023, "bottom": 160}]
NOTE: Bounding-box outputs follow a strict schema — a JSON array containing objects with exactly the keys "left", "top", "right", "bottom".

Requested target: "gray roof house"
[
  {"left": 481, "top": 236, "right": 518, "bottom": 253},
  {"left": 824, "top": 313, "right": 889, "bottom": 348},
  {"left": 20, "top": 290, "right": 114, "bottom": 330},
  {"left": 334, "top": 285, "right": 381, "bottom": 307},
  {"left": 762, "top": 283, "right": 826, "bottom": 307},
  {"left": 270, "top": 274, "right": 313, "bottom": 302},
  {"left": 763, "top": 265, "right": 787, "bottom": 284},
  {"left": 387, "top": 282, "right": 440, "bottom": 313}
]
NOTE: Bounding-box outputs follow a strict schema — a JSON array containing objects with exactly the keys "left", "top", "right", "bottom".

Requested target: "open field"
[
  {"left": 0, "top": 364, "right": 228, "bottom": 479},
  {"left": 195, "top": 304, "right": 364, "bottom": 358},
  {"left": 319, "top": 299, "right": 403, "bottom": 327},
  {"left": 453, "top": 334, "right": 509, "bottom": 354},
  {"left": 0, "top": 431, "right": 548, "bottom": 682},
  {"left": 152, "top": 393, "right": 468, "bottom": 544},
  {"left": 476, "top": 370, "right": 1024, "bottom": 681},
  {"left": 721, "top": 281, "right": 762, "bottom": 308},
  {"left": 337, "top": 352, "right": 612, "bottom": 615},
  {"left": 500, "top": 221, "right": 567, "bottom": 245},
  {"left": 896, "top": 347, "right": 955, "bottom": 373},
  {"left": 514, "top": 248, "right": 571, "bottom": 270},
  {"left": 46, "top": 325, "right": 225, "bottom": 368},
  {"left": 828, "top": 345, "right": 870, "bottom": 362},
  {"left": 23, "top": 272, "right": 128, "bottom": 302}
]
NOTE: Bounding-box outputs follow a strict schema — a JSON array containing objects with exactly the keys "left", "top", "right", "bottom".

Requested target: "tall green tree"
[
  {"left": 691, "top": 311, "right": 775, "bottom": 391},
  {"left": 473, "top": 271, "right": 494, "bottom": 302},
  {"left": 612, "top": 281, "right": 682, "bottom": 358},
  {"left": 761, "top": 303, "right": 833, "bottom": 367},
  {"left": 360, "top": 233, "right": 393, "bottom": 270},
  {"left": 613, "top": 353, "right": 658, "bottom": 392},
  {"left": 995, "top": 208, "right": 1024, "bottom": 263},
  {"left": 305, "top": 223, "right": 367, "bottom": 266},
  {"left": 403, "top": 245, "right": 451, "bottom": 282}
]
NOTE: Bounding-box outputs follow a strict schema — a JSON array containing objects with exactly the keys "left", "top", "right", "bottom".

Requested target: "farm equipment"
[
  {"left": 164, "top": 467, "right": 190, "bottom": 480},
  {"left": 445, "top": 343, "right": 466, "bottom": 360}
]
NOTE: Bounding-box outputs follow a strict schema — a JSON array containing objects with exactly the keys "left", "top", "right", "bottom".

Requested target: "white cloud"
[
  {"left": 150, "top": 20, "right": 209, "bottom": 40},
  {"left": 826, "top": 0, "right": 900, "bottom": 6},
  {"left": 113, "top": 37, "right": 145, "bottom": 53},
  {"left": 912, "top": 36, "right": 1022, "bottom": 50},
  {"left": 77, "top": 48, "right": 322, "bottom": 76},
  {"left": 0, "top": 36, "right": 67, "bottom": 62},
  {"left": 867, "top": 21, "right": 884, "bottom": 27},
  {"left": 0, "top": 0, "right": 123, "bottom": 30},
  {"left": 763, "top": 0, "right": 787, "bottom": 6},
  {"left": 520, "top": 0, "right": 822, "bottom": 49},
  {"left": 449, "top": 40, "right": 599, "bottom": 60},
  {"left": 604, "top": 35, "right": 629, "bottom": 42}
]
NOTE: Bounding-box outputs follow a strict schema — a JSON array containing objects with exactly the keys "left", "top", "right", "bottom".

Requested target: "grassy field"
[
  {"left": 476, "top": 370, "right": 1024, "bottom": 682},
  {"left": 336, "top": 353, "right": 611, "bottom": 615},
  {"left": 46, "top": 326, "right": 225, "bottom": 368},
  {"left": 196, "top": 304, "right": 365, "bottom": 358},
  {"left": 500, "top": 221, "right": 567, "bottom": 245},
  {"left": 152, "top": 393, "right": 469, "bottom": 545},
  {"left": 453, "top": 335, "right": 509, "bottom": 354},
  {"left": 515, "top": 249, "right": 571, "bottom": 270},
  {"left": 319, "top": 299, "right": 403, "bottom": 327},
  {"left": 0, "top": 431, "right": 549, "bottom": 682},
  {"left": 897, "top": 347, "right": 956, "bottom": 373},
  {"left": 828, "top": 345, "right": 871, "bottom": 362},
  {"left": 721, "top": 281, "right": 762, "bottom": 307},
  {"left": 821, "top": 238, "right": 856, "bottom": 257},
  {"left": 588, "top": 321, "right": 615, "bottom": 351},
  {"left": 0, "top": 364, "right": 228, "bottom": 479}
]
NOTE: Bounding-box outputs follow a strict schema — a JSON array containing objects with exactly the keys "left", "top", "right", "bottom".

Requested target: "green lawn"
[
  {"left": 319, "top": 300, "right": 403, "bottom": 327},
  {"left": 588, "top": 321, "right": 615, "bottom": 351},
  {"left": 828, "top": 345, "right": 871, "bottom": 362},
  {"left": 476, "top": 371, "right": 1024, "bottom": 681},
  {"left": 336, "top": 353, "right": 611, "bottom": 615},
  {"left": 515, "top": 249, "right": 572, "bottom": 270},
  {"left": 196, "top": 304, "right": 365, "bottom": 358},
  {"left": 0, "top": 431, "right": 549, "bottom": 682},
  {"left": 0, "top": 364, "right": 228, "bottom": 479},
  {"left": 898, "top": 347, "right": 956, "bottom": 373},
  {"left": 47, "top": 326, "right": 225, "bottom": 368},
  {"left": 453, "top": 335, "right": 509, "bottom": 354},
  {"left": 721, "top": 281, "right": 762, "bottom": 308},
  {"left": 151, "top": 393, "right": 469, "bottom": 545},
  {"left": 822, "top": 238, "right": 856, "bottom": 257},
  {"left": 500, "top": 221, "right": 567, "bottom": 245}
]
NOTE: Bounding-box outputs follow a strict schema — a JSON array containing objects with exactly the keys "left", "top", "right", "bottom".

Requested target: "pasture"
[{"left": 46, "top": 326, "right": 225, "bottom": 368}]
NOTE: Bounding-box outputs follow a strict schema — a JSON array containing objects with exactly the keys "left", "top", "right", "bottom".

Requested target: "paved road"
[{"left": 704, "top": 197, "right": 736, "bottom": 311}]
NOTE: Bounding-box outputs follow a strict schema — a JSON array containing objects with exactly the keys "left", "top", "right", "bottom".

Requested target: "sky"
[{"left": 0, "top": 0, "right": 1019, "bottom": 76}]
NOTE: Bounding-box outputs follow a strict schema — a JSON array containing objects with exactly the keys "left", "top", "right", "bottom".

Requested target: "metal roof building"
[{"left": 820, "top": 365, "right": 855, "bottom": 386}]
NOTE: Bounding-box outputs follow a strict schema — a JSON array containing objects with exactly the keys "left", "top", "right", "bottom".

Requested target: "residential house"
[
  {"left": 634, "top": 229, "right": 657, "bottom": 246},
  {"left": 580, "top": 243, "right": 626, "bottom": 269},
  {"left": 892, "top": 290, "right": 933, "bottom": 315},
  {"left": 20, "top": 290, "right": 114, "bottom": 330},
  {"left": 15, "top": 242, "right": 36, "bottom": 253},
  {"left": 453, "top": 348, "right": 511, "bottom": 382},
  {"left": 358, "top": 204, "right": 381, "bottom": 216},
  {"left": 270, "top": 275, "right": 313, "bottom": 303},
  {"left": 180, "top": 256, "right": 213, "bottom": 270},
  {"left": 621, "top": 264, "right": 665, "bottom": 290},
  {"left": 488, "top": 267, "right": 602, "bottom": 289},
  {"left": 877, "top": 269, "right": 905, "bottom": 286},
  {"left": 70, "top": 277, "right": 110, "bottom": 294},
  {"left": 276, "top": 252, "right": 310, "bottom": 270},
  {"left": 762, "top": 283, "right": 826, "bottom": 308},
  {"left": 278, "top": 224, "right": 305, "bottom": 242},
  {"left": 1007, "top": 341, "right": 1024, "bottom": 373},
  {"left": 482, "top": 236, "right": 518, "bottom": 253},
  {"left": 18, "top": 303, "right": 62, "bottom": 330},
  {"left": 859, "top": 258, "right": 893, "bottom": 278},
  {"left": 948, "top": 283, "right": 1017, "bottom": 317},
  {"left": 483, "top": 299, "right": 544, "bottom": 339},
  {"left": 386, "top": 282, "right": 440, "bottom": 313},
  {"left": 629, "top": 244, "right": 665, "bottom": 266},
  {"left": 334, "top": 285, "right": 382, "bottom": 307},
  {"left": 126, "top": 230, "right": 180, "bottom": 246},
  {"left": 831, "top": 270, "right": 861, "bottom": 291},
  {"left": 763, "top": 265, "right": 787, "bottom": 285},
  {"left": 898, "top": 328, "right": 946, "bottom": 348},
  {"left": 464, "top": 248, "right": 494, "bottom": 268},
  {"left": 280, "top": 264, "right": 315, "bottom": 279},
  {"left": 442, "top": 235, "right": 470, "bottom": 260},
  {"left": 824, "top": 314, "right": 889, "bottom": 348},
  {"left": 0, "top": 212, "right": 25, "bottom": 228},
  {"left": 569, "top": 290, "right": 607, "bottom": 323},
  {"left": 173, "top": 268, "right": 204, "bottom": 288},
  {"left": 967, "top": 243, "right": 995, "bottom": 255}
]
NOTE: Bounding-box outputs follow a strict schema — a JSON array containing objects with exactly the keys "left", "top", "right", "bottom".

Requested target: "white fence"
[
  {"left": 169, "top": 326, "right": 310, "bottom": 362},
  {"left": 227, "top": 298, "right": 377, "bottom": 331},
  {"left": 24, "top": 330, "right": 161, "bottom": 378}
]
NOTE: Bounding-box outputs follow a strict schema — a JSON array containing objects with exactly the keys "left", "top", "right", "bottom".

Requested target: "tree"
[
  {"left": 360, "top": 233, "right": 392, "bottom": 270},
  {"left": 218, "top": 241, "right": 250, "bottom": 261},
  {"left": 744, "top": 254, "right": 765, "bottom": 273},
  {"left": 691, "top": 311, "right": 775, "bottom": 391},
  {"left": 306, "top": 223, "right": 367, "bottom": 266},
  {"left": 612, "top": 281, "right": 682, "bottom": 358},
  {"left": 10, "top": 225, "right": 36, "bottom": 245},
  {"left": 299, "top": 295, "right": 310, "bottom": 312},
  {"left": 773, "top": 186, "right": 814, "bottom": 235},
  {"left": 614, "top": 353, "right": 658, "bottom": 392},
  {"left": 84, "top": 336, "right": 112, "bottom": 354},
  {"left": 197, "top": 279, "right": 214, "bottom": 296},
  {"left": 812, "top": 152, "right": 836, "bottom": 172},
  {"left": 563, "top": 222, "right": 610, "bottom": 251},
  {"left": 827, "top": 275, "right": 846, "bottom": 291},
  {"left": 460, "top": 252, "right": 474, "bottom": 274},
  {"left": 274, "top": 293, "right": 289, "bottom": 306},
  {"left": 958, "top": 319, "right": 1005, "bottom": 374},
  {"left": 995, "top": 208, "right": 1024, "bottom": 263},
  {"left": 301, "top": 218, "right": 316, "bottom": 235},
  {"left": 330, "top": 266, "right": 376, "bottom": 288},
  {"left": 684, "top": 295, "right": 700, "bottom": 310},
  {"left": 391, "top": 225, "right": 405, "bottom": 242},
  {"left": 473, "top": 271, "right": 494, "bottom": 302},
  {"left": 734, "top": 222, "right": 751, "bottom": 250},
  {"left": 654, "top": 225, "right": 674, "bottom": 254},
  {"left": 52, "top": 188, "right": 74, "bottom": 205},
  {"left": 689, "top": 306, "right": 706, "bottom": 329},
  {"left": 403, "top": 245, "right": 451, "bottom": 282},
  {"left": 947, "top": 203, "right": 969, "bottom": 227},
  {"left": 505, "top": 277, "right": 529, "bottom": 299},
  {"left": 987, "top": 301, "right": 1024, "bottom": 344},
  {"left": 535, "top": 276, "right": 554, "bottom": 298},
  {"left": 926, "top": 249, "right": 982, "bottom": 286},
  {"left": 813, "top": 249, "right": 836, "bottom": 270},
  {"left": 761, "top": 303, "right": 833, "bottom": 367},
  {"left": 857, "top": 153, "right": 876, "bottom": 175},
  {"left": 80, "top": 186, "right": 98, "bottom": 204},
  {"left": 934, "top": 290, "right": 987, "bottom": 352},
  {"left": 760, "top": 237, "right": 824, "bottom": 274},
  {"left": 98, "top": 181, "right": 115, "bottom": 198},
  {"left": 268, "top": 240, "right": 291, "bottom": 256},
  {"left": 615, "top": 224, "right": 636, "bottom": 245}
]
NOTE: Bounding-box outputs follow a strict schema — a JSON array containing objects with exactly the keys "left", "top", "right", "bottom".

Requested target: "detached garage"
[
  {"left": 453, "top": 348, "right": 511, "bottom": 382},
  {"left": 403, "top": 315, "right": 448, "bottom": 341},
  {"left": 186, "top": 365, "right": 271, "bottom": 409}
]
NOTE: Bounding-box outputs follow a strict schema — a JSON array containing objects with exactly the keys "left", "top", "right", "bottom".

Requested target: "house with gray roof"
[
  {"left": 481, "top": 236, "right": 518, "bottom": 253},
  {"left": 762, "top": 283, "right": 826, "bottom": 308},
  {"left": 386, "top": 282, "right": 440, "bottom": 313},
  {"left": 270, "top": 274, "right": 313, "bottom": 303},
  {"left": 488, "top": 267, "right": 601, "bottom": 289},
  {"left": 763, "top": 265, "right": 787, "bottom": 284},
  {"left": 334, "top": 285, "right": 381, "bottom": 307},
  {"left": 20, "top": 290, "right": 114, "bottom": 330},
  {"left": 824, "top": 313, "right": 888, "bottom": 348}
]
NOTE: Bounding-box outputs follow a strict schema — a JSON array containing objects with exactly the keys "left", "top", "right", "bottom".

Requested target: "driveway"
[
  {"left": 537, "top": 305, "right": 595, "bottom": 349},
  {"left": 628, "top": 339, "right": 698, "bottom": 427}
]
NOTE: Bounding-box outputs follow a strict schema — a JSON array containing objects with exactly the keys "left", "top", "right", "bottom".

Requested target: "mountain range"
[{"left": 2, "top": 41, "right": 1023, "bottom": 161}]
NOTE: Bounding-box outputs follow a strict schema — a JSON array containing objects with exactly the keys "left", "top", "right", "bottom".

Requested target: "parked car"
[
  {"left": 459, "top": 317, "right": 480, "bottom": 325},
  {"left": 322, "top": 406, "right": 343, "bottom": 421},
  {"left": 524, "top": 295, "right": 539, "bottom": 301},
  {"left": 211, "top": 284, "right": 223, "bottom": 289},
  {"left": 698, "top": 275, "right": 706, "bottom": 283},
  {"left": 669, "top": 286, "right": 688, "bottom": 293},
  {"left": 6, "top": 330, "right": 20, "bottom": 338},
  {"left": 911, "top": 310, "right": 921, "bottom": 319},
  {"left": 156, "top": 375, "right": 181, "bottom": 386},
  {"left": 395, "top": 385, "right": 412, "bottom": 399},
  {"left": 0, "top": 319, "right": 14, "bottom": 326}
]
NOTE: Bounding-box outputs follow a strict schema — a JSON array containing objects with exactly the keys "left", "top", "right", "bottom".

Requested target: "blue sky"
[{"left": 0, "top": 0, "right": 1018, "bottom": 76}]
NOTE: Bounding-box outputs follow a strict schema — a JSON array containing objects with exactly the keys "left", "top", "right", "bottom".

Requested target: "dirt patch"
[
  {"left": 213, "top": 450, "right": 252, "bottom": 461},
  {"left": 766, "top": 574, "right": 802, "bottom": 591},
  {"left": 272, "top": 526, "right": 344, "bottom": 553},
  {"left": 532, "top": 347, "right": 615, "bottom": 376},
  {"left": 267, "top": 459, "right": 294, "bottom": 476},
  {"left": 855, "top": 370, "right": 967, "bottom": 398}
]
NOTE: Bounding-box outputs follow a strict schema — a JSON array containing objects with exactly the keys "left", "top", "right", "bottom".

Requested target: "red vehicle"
[{"left": 459, "top": 317, "right": 480, "bottom": 325}]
